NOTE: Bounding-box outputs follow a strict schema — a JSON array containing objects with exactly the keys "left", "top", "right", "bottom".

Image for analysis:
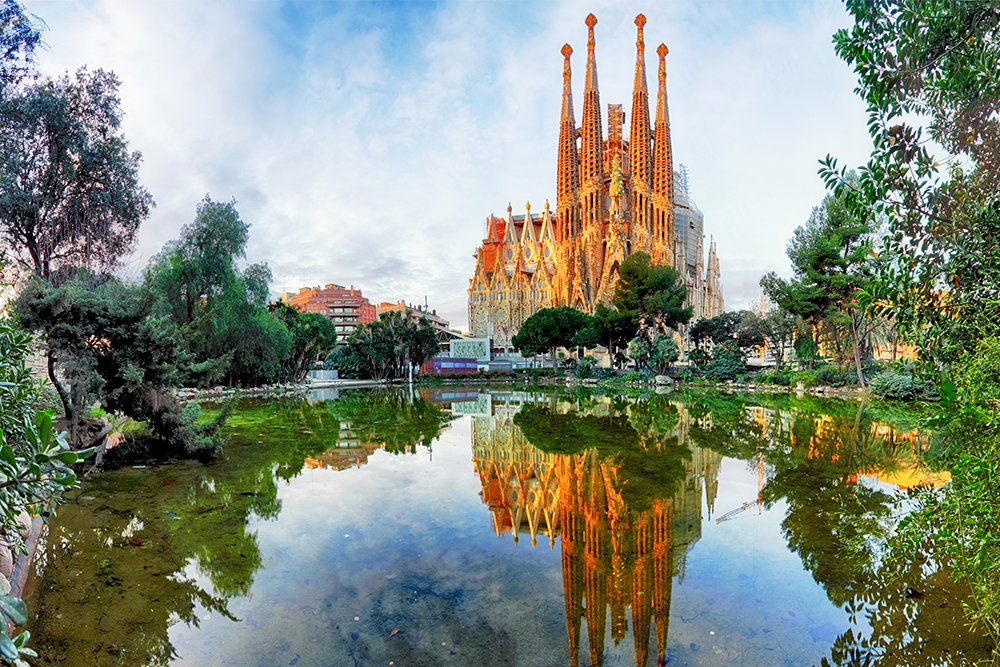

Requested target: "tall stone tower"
[
  {"left": 467, "top": 14, "right": 724, "bottom": 349},
  {"left": 553, "top": 13, "right": 676, "bottom": 311}
]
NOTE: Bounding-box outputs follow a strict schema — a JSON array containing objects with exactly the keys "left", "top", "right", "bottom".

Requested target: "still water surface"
[{"left": 25, "top": 387, "right": 990, "bottom": 666}]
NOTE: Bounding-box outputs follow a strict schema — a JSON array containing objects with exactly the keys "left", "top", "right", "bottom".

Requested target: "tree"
[
  {"left": 144, "top": 196, "right": 288, "bottom": 386},
  {"left": 763, "top": 307, "right": 796, "bottom": 369},
  {"left": 611, "top": 251, "right": 692, "bottom": 340},
  {"left": 269, "top": 302, "right": 337, "bottom": 383},
  {"left": 593, "top": 302, "right": 637, "bottom": 353},
  {"left": 628, "top": 333, "right": 679, "bottom": 374},
  {"left": 334, "top": 311, "right": 440, "bottom": 381},
  {"left": 821, "top": 0, "right": 1000, "bottom": 369},
  {"left": 13, "top": 275, "right": 230, "bottom": 454},
  {"left": 571, "top": 313, "right": 604, "bottom": 350},
  {"left": 760, "top": 182, "right": 878, "bottom": 385},
  {"left": 510, "top": 306, "right": 589, "bottom": 366},
  {"left": 735, "top": 310, "right": 767, "bottom": 352},
  {"left": 1, "top": 0, "right": 41, "bottom": 91},
  {"left": 823, "top": 1, "right": 1000, "bottom": 646},
  {"left": 688, "top": 312, "right": 741, "bottom": 349},
  {"left": 0, "top": 67, "right": 153, "bottom": 283}
]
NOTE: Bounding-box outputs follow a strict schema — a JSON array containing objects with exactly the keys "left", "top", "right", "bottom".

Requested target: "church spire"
[
  {"left": 557, "top": 43, "right": 580, "bottom": 218},
  {"left": 653, "top": 43, "right": 673, "bottom": 201},
  {"left": 580, "top": 13, "right": 604, "bottom": 188},
  {"left": 629, "top": 13, "right": 652, "bottom": 193}
]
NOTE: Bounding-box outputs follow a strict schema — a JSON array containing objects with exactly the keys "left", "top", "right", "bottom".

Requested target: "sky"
[{"left": 23, "top": 0, "right": 875, "bottom": 332}]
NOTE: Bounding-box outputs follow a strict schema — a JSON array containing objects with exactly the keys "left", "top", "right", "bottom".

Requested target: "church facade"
[{"left": 468, "top": 14, "right": 725, "bottom": 350}]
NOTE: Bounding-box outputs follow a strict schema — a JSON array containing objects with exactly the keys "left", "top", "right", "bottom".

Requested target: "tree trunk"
[
  {"left": 47, "top": 349, "right": 73, "bottom": 419},
  {"left": 848, "top": 309, "right": 865, "bottom": 387}
]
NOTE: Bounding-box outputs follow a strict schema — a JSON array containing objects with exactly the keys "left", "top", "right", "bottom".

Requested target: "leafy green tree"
[
  {"left": 648, "top": 334, "right": 680, "bottom": 374},
  {"left": 593, "top": 302, "right": 636, "bottom": 353},
  {"left": 611, "top": 251, "right": 692, "bottom": 340},
  {"left": 0, "top": 319, "right": 94, "bottom": 665},
  {"left": 13, "top": 275, "right": 229, "bottom": 454},
  {"left": 688, "top": 312, "right": 741, "bottom": 349},
  {"left": 763, "top": 306, "right": 796, "bottom": 369},
  {"left": 626, "top": 336, "right": 650, "bottom": 370},
  {"left": 702, "top": 340, "right": 747, "bottom": 382},
  {"left": 511, "top": 306, "right": 589, "bottom": 366},
  {"left": 629, "top": 333, "right": 679, "bottom": 374},
  {"left": 760, "top": 182, "right": 878, "bottom": 385},
  {"left": 268, "top": 301, "right": 337, "bottom": 382},
  {"left": 0, "top": 67, "right": 153, "bottom": 284},
  {"left": 822, "top": 2, "right": 1000, "bottom": 647},
  {"left": 822, "top": 0, "right": 1000, "bottom": 371},
  {"left": 325, "top": 344, "right": 368, "bottom": 380},
  {"left": 571, "top": 313, "right": 604, "bottom": 350},
  {"left": 145, "top": 196, "right": 288, "bottom": 386},
  {"left": 334, "top": 311, "right": 440, "bottom": 381},
  {"left": 1, "top": 0, "right": 40, "bottom": 91}
]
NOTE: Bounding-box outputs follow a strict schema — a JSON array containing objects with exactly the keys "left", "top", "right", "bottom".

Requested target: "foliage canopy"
[{"left": 0, "top": 68, "right": 153, "bottom": 283}]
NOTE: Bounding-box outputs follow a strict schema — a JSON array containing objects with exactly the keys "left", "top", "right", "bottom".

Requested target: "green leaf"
[
  {"left": 0, "top": 595, "right": 28, "bottom": 626},
  {"left": 0, "top": 634, "right": 17, "bottom": 661},
  {"left": 35, "top": 411, "right": 51, "bottom": 449},
  {"left": 0, "top": 444, "right": 15, "bottom": 469},
  {"left": 54, "top": 473, "right": 77, "bottom": 486},
  {"left": 53, "top": 451, "right": 78, "bottom": 465},
  {"left": 74, "top": 447, "right": 96, "bottom": 460}
]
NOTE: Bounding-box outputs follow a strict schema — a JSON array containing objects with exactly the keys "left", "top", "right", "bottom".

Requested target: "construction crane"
[
  {"left": 716, "top": 499, "right": 760, "bottom": 523},
  {"left": 716, "top": 422, "right": 768, "bottom": 524}
]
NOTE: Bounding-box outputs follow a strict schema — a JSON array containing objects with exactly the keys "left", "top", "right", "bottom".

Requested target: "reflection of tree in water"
[
  {"left": 326, "top": 388, "right": 456, "bottom": 454},
  {"left": 28, "top": 390, "right": 457, "bottom": 665},
  {"left": 679, "top": 390, "right": 991, "bottom": 665},
  {"left": 475, "top": 391, "right": 712, "bottom": 667},
  {"left": 28, "top": 395, "right": 348, "bottom": 666}
]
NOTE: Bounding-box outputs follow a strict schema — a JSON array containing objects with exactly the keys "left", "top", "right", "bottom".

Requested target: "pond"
[{"left": 24, "top": 386, "right": 992, "bottom": 666}]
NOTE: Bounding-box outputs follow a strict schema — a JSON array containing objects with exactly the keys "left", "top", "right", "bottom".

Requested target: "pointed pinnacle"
[
  {"left": 586, "top": 13, "right": 597, "bottom": 51},
  {"left": 561, "top": 43, "right": 573, "bottom": 58}
]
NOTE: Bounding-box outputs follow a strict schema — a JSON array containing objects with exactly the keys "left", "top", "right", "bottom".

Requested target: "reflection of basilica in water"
[{"left": 469, "top": 392, "right": 722, "bottom": 667}]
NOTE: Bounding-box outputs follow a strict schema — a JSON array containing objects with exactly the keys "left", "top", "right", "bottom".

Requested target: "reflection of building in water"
[
  {"left": 471, "top": 391, "right": 722, "bottom": 667},
  {"left": 304, "top": 421, "right": 382, "bottom": 471},
  {"left": 746, "top": 405, "right": 948, "bottom": 491}
]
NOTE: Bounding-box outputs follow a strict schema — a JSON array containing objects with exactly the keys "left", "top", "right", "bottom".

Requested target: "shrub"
[
  {"left": 814, "top": 366, "right": 857, "bottom": 387},
  {"left": 756, "top": 370, "right": 791, "bottom": 386},
  {"left": 703, "top": 357, "right": 743, "bottom": 382},
  {"left": 793, "top": 370, "right": 817, "bottom": 388},
  {"left": 575, "top": 356, "right": 599, "bottom": 379},
  {"left": 687, "top": 348, "right": 710, "bottom": 366},
  {"left": 868, "top": 371, "right": 940, "bottom": 401}
]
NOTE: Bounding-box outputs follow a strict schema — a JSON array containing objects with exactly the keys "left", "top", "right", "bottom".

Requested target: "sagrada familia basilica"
[{"left": 468, "top": 14, "right": 725, "bottom": 349}]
